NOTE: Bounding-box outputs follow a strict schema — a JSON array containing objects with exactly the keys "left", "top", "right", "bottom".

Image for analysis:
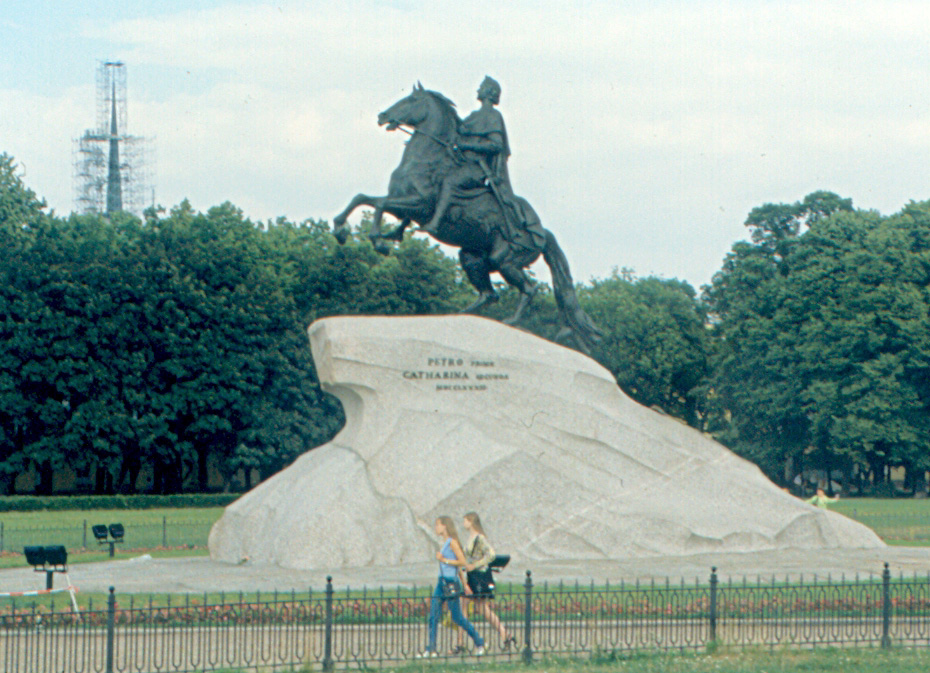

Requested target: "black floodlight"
[
  {"left": 24, "top": 545, "right": 46, "bottom": 567},
  {"left": 44, "top": 545, "right": 68, "bottom": 567},
  {"left": 24, "top": 544, "right": 67, "bottom": 589},
  {"left": 94, "top": 522, "right": 125, "bottom": 557},
  {"left": 489, "top": 554, "right": 510, "bottom": 573}
]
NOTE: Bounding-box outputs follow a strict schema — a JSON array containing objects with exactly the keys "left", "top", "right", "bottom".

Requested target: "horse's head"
[
  {"left": 377, "top": 82, "right": 458, "bottom": 134},
  {"left": 378, "top": 83, "right": 431, "bottom": 130}
]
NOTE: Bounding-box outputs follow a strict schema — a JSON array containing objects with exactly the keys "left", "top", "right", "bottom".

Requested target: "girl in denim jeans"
[{"left": 417, "top": 516, "right": 485, "bottom": 658}]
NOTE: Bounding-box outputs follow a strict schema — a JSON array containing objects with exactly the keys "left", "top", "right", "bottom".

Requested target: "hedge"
[{"left": 0, "top": 494, "right": 241, "bottom": 512}]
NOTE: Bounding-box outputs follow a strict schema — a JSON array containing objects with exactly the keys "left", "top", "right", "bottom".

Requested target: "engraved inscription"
[{"left": 401, "top": 356, "right": 509, "bottom": 392}]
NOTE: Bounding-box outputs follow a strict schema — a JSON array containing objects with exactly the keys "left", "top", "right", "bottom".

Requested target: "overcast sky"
[{"left": 2, "top": 1, "right": 929, "bottom": 290}]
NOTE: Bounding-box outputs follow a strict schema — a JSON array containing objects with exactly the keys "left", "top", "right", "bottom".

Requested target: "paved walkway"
[{"left": 3, "top": 546, "right": 929, "bottom": 595}]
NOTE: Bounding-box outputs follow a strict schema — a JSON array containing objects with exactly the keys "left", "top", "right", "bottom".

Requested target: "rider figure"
[{"left": 423, "top": 76, "right": 519, "bottom": 264}]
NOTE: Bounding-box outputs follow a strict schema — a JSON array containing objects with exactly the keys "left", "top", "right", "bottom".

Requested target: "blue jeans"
[{"left": 427, "top": 578, "right": 484, "bottom": 651}]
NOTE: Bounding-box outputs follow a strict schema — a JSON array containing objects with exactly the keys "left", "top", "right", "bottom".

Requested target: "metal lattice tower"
[{"left": 73, "top": 61, "right": 154, "bottom": 217}]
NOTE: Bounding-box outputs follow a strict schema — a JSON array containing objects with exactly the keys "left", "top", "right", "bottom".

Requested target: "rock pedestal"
[{"left": 208, "top": 315, "right": 882, "bottom": 569}]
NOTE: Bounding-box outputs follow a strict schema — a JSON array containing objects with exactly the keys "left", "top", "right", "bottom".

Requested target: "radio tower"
[{"left": 73, "top": 61, "right": 154, "bottom": 217}]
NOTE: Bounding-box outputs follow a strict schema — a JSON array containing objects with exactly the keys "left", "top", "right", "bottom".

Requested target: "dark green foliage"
[
  {"left": 13, "top": 146, "right": 929, "bottom": 497},
  {"left": 0, "top": 153, "right": 47, "bottom": 229},
  {"left": 0, "top": 159, "right": 483, "bottom": 494},
  {"left": 0, "top": 493, "right": 239, "bottom": 512},
  {"left": 580, "top": 271, "right": 710, "bottom": 427},
  {"left": 704, "top": 193, "right": 930, "bottom": 490}
]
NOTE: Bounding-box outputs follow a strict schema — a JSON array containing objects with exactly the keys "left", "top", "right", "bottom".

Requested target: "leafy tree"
[
  {"left": 704, "top": 193, "right": 930, "bottom": 491},
  {"left": 0, "top": 157, "right": 56, "bottom": 493},
  {"left": 0, "top": 153, "right": 47, "bottom": 231},
  {"left": 580, "top": 271, "right": 709, "bottom": 426}
]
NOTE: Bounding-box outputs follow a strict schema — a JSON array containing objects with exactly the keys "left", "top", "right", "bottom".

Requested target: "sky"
[{"left": 2, "top": 0, "right": 930, "bottom": 291}]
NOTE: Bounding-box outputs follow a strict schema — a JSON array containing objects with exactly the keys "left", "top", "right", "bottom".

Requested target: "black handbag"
[
  {"left": 440, "top": 578, "right": 461, "bottom": 599},
  {"left": 466, "top": 568, "right": 491, "bottom": 590}
]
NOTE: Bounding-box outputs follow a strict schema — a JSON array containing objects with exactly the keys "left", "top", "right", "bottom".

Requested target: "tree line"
[
  {"left": 703, "top": 192, "right": 930, "bottom": 494},
  {"left": 2, "top": 153, "right": 928, "bottom": 495}
]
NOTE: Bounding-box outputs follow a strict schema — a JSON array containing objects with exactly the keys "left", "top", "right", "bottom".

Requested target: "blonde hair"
[
  {"left": 464, "top": 511, "right": 486, "bottom": 536},
  {"left": 437, "top": 516, "right": 461, "bottom": 546}
]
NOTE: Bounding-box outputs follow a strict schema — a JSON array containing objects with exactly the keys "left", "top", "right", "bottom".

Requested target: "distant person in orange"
[{"left": 806, "top": 487, "right": 839, "bottom": 508}]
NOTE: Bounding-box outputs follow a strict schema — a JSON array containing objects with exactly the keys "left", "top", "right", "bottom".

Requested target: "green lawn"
[
  {"left": 207, "top": 648, "right": 930, "bottom": 673},
  {"left": 0, "top": 545, "right": 210, "bottom": 570},
  {"left": 832, "top": 497, "right": 930, "bottom": 544},
  {"left": 0, "top": 506, "right": 225, "bottom": 527},
  {"left": 395, "top": 648, "right": 930, "bottom": 673},
  {"left": 0, "top": 506, "right": 224, "bottom": 554}
]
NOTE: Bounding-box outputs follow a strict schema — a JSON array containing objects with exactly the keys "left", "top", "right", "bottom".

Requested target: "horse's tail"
[{"left": 542, "top": 229, "right": 604, "bottom": 354}]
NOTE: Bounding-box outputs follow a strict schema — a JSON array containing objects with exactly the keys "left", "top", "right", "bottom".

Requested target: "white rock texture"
[{"left": 208, "top": 315, "right": 883, "bottom": 569}]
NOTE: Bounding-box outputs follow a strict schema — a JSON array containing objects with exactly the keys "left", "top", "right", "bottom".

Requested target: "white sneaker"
[
  {"left": 475, "top": 646, "right": 486, "bottom": 656},
  {"left": 416, "top": 650, "right": 437, "bottom": 659}
]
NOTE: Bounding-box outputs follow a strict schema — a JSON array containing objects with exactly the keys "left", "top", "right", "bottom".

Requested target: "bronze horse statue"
[{"left": 333, "top": 84, "right": 602, "bottom": 352}]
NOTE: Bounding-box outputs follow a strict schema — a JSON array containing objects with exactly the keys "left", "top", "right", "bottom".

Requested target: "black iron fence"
[
  {"left": 0, "top": 519, "right": 214, "bottom": 553},
  {"left": 2, "top": 564, "right": 929, "bottom": 672}
]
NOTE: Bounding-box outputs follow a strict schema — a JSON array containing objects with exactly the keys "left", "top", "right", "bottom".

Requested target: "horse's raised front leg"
[
  {"left": 333, "top": 193, "right": 383, "bottom": 245},
  {"left": 334, "top": 193, "right": 427, "bottom": 251},
  {"left": 368, "top": 194, "right": 430, "bottom": 252},
  {"left": 382, "top": 218, "right": 412, "bottom": 242}
]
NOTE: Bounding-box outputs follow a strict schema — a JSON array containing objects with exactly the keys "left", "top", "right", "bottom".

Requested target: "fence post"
[
  {"left": 162, "top": 516, "right": 167, "bottom": 548},
  {"left": 106, "top": 586, "right": 116, "bottom": 673},
  {"left": 881, "top": 562, "right": 891, "bottom": 649},
  {"left": 709, "top": 566, "right": 718, "bottom": 646},
  {"left": 522, "top": 570, "right": 533, "bottom": 664},
  {"left": 323, "top": 575, "right": 334, "bottom": 672},
  {"left": 82, "top": 520, "right": 87, "bottom": 549}
]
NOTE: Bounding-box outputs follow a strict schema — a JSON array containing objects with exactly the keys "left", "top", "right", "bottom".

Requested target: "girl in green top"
[{"left": 457, "top": 512, "right": 516, "bottom": 651}]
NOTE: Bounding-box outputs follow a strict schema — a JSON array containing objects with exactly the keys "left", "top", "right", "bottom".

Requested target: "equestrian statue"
[{"left": 333, "top": 77, "right": 603, "bottom": 352}]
